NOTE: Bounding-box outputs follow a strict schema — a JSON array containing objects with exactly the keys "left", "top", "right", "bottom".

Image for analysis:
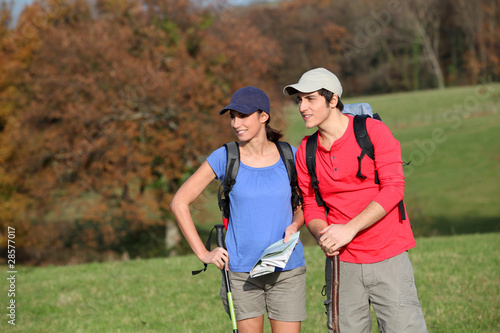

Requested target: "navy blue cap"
[{"left": 219, "top": 86, "right": 271, "bottom": 115}]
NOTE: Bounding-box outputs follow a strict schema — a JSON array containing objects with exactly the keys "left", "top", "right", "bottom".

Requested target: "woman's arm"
[
  {"left": 170, "top": 160, "right": 229, "bottom": 270},
  {"left": 284, "top": 207, "right": 305, "bottom": 242}
]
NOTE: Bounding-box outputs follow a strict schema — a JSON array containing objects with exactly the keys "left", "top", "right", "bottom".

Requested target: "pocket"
[
  {"left": 393, "top": 298, "right": 426, "bottom": 333},
  {"left": 395, "top": 251, "right": 416, "bottom": 286}
]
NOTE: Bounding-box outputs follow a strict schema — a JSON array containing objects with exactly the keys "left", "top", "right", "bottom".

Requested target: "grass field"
[
  {"left": 2, "top": 233, "right": 499, "bottom": 332},
  {"left": 3, "top": 84, "right": 500, "bottom": 332}
]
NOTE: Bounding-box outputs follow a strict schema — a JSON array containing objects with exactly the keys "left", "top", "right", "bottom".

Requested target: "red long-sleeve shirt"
[{"left": 296, "top": 115, "right": 416, "bottom": 264}]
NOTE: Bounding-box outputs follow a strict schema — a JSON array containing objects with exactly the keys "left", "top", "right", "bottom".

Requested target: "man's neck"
[{"left": 317, "top": 110, "right": 349, "bottom": 150}]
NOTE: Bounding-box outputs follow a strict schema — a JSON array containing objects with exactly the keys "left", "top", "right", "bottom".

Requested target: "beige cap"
[{"left": 283, "top": 67, "right": 343, "bottom": 97}]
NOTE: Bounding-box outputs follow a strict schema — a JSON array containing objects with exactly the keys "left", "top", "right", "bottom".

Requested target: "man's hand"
[
  {"left": 315, "top": 201, "right": 387, "bottom": 256},
  {"left": 319, "top": 223, "right": 357, "bottom": 256}
]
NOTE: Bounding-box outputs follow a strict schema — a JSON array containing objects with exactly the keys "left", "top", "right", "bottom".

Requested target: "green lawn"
[{"left": 2, "top": 233, "right": 499, "bottom": 332}]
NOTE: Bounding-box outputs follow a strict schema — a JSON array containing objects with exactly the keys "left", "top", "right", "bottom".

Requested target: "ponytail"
[
  {"left": 265, "top": 118, "right": 283, "bottom": 142},
  {"left": 255, "top": 110, "right": 283, "bottom": 142}
]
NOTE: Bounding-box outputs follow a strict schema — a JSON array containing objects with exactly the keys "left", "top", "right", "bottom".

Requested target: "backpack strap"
[
  {"left": 353, "top": 115, "right": 406, "bottom": 220},
  {"left": 306, "top": 131, "right": 329, "bottom": 214},
  {"left": 275, "top": 141, "right": 301, "bottom": 212},
  {"left": 353, "top": 115, "right": 375, "bottom": 181},
  {"left": 223, "top": 141, "right": 240, "bottom": 191},
  {"left": 192, "top": 225, "right": 217, "bottom": 275},
  {"left": 217, "top": 142, "right": 240, "bottom": 229},
  {"left": 398, "top": 200, "right": 406, "bottom": 220}
]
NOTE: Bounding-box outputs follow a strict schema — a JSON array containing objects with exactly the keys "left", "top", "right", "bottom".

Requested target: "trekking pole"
[
  {"left": 215, "top": 224, "right": 238, "bottom": 333},
  {"left": 332, "top": 255, "right": 340, "bottom": 333}
]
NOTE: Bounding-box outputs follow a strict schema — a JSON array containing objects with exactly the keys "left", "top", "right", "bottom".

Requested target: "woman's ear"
[{"left": 260, "top": 111, "right": 270, "bottom": 123}]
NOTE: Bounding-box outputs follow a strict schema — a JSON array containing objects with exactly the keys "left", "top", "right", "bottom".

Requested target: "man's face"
[{"left": 296, "top": 91, "right": 333, "bottom": 129}]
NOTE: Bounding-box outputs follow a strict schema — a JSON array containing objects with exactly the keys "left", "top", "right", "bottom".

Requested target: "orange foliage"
[{"left": 0, "top": 0, "right": 283, "bottom": 264}]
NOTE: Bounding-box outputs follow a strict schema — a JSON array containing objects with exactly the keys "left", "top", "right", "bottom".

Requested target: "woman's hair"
[
  {"left": 259, "top": 111, "right": 283, "bottom": 142},
  {"left": 319, "top": 88, "right": 344, "bottom": 111}
]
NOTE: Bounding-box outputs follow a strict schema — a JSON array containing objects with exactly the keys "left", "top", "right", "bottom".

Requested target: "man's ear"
[{"left": 329, "top": 94, "right": 339, "bottom": 109}]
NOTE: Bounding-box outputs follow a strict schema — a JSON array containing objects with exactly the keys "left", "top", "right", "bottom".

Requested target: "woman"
[{"left": 170, "top": 86, "right": 306, "bottom": 333}]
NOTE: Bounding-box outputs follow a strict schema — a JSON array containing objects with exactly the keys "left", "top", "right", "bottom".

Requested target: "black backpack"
[
  {"left": 305, "top": 113, "right": 406, "bottom": 220},
  {"left": 218, "top": 141, "right": 302, "bottom": 229}
]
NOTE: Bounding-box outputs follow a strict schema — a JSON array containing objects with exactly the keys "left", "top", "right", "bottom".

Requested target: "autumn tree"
[
  {"left": 242, "top": 0, "right": 500, "bottom": 93},
  {"left": 0, "top": 0, "right": 282, "bottom": 264},
  {"left": 0, "top": 0, "right": 41, "bottom": 255},
  {"left": 242, "top": 0, "right": 349, "bottom": 93},
  {"left": 399, "top": 0, "right": 446, "bottom": 89},
  {"left": 455, "top": 0, "right": 500, "bottom": 82}
]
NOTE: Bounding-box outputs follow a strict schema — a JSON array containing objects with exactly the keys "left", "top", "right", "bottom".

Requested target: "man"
[{"left": 283, "top": 68, "right": 427, "bottom": 333}]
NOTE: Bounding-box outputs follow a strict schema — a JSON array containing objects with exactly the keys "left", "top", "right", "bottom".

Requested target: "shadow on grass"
[
  {"left": 411, "top": 215, "right": 500, "bottom": 237},
  {"left": 176, "top": 222, "right": 222, "bottom": 256},
  {"left": 174, "top": 215, "right": 500, "bottom": 260},
  {"left": 185, "top": 216, "right": 500, "bottom": 256},
  {"left": 294, "top": 215, "right": 500, "bottom": 249}
]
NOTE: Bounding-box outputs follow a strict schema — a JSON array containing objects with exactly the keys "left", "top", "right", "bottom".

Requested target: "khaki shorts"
[
  {"left": 324, "top": 252, "right": 428, "bottom": 333},
  {"left": 220, "top": 266, "right": 307, "bottom": 322}
]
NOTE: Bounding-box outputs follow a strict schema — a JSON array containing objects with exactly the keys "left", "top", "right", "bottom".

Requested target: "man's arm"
[
  {"left": 307, "top": 218, "right": 328, "bottom": 241},
  {"left": 307, "top": 218, "right": 346, "bottom": 256}
]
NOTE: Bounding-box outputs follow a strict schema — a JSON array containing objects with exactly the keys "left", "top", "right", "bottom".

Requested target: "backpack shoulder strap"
[
  {"left": 353, "top": 114, "right": 375, "bottom": 181},
  {"left": 305, "top": 131, "right": 327, "bottom": 210},
  {"left": 275, "top": 141, "right": 296, "bottom": 183},
  {"left": 223, "top": 141, "right": 240, "bottom": 191},
  {"left": 217, "top": 142, "right": 240, "bottom": 229},
  {"left": 275, "top": 141, "right": 301, "bottom": 211},
  {"left": 353, "top": 114, "right": 374, "bottom": 160}
]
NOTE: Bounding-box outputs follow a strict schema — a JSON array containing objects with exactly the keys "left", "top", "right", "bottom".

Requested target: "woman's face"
[{"left": 229, "top": 110, "right": 268, "bottom": 141}]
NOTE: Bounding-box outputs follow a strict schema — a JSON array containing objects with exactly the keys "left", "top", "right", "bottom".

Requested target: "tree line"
[{"left": 0, "top": 0, "right": 498, "bottom": 265}]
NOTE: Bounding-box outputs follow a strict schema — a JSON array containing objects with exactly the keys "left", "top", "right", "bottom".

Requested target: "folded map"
[{"left": 249, "top": 232, "right": 300, "bottom": 278}]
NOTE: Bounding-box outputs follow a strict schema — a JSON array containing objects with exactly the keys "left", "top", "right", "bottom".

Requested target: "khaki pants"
[{"left": 324, "top": 252, "right": 428, "bottom": 333}]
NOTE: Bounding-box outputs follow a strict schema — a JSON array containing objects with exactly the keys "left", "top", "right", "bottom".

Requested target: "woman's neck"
[{"left": 239, "top": 137, "right": 279, "bottom": 168}]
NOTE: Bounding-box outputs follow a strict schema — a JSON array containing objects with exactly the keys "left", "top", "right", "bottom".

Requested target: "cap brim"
[
  {"left": 283, "top": 83, "right": 323, "bottom": 96},
  {"left": 219, "top": 103, "right": 258, "bottom": 115}
]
